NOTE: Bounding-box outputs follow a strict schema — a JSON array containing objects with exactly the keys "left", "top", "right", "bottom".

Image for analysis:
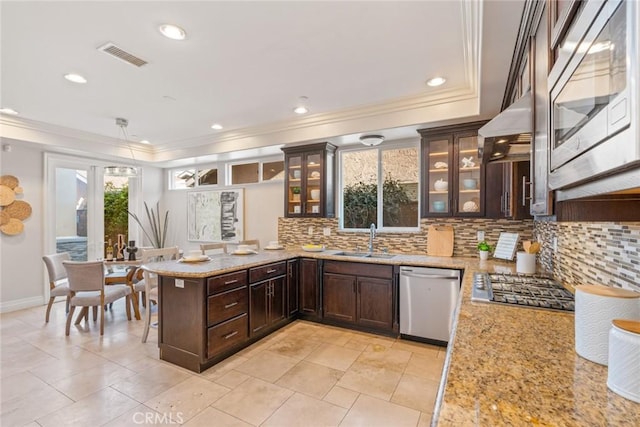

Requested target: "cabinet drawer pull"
[
  {"left": 266, "top": 269, "right": 277, "bottom": 274},
  {"left": 223, "top": 330, "right": 239, "bottom": 340},
  {"left": 224, "top": 279, "right": 239, "bottom": 285},
  {"left": 224, "top": 301, "right": 239, "bottom": 309}
]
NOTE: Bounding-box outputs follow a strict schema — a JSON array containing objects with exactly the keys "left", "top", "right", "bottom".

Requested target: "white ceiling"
[{"left": 0, "top": 0, "right": 525, "bottom": 167}]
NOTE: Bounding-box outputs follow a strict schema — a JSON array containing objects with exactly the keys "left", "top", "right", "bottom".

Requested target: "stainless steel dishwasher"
[{"left": 399, "top": 266, "right": 461, "bottom": 345}]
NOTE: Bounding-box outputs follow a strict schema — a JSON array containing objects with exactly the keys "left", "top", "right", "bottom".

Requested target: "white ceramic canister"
[
  {"left": 575, "top": 285, "right": 640, "bottom": 365},
  {"left": 607, "top": 319, "right": 640, "bottom": 403}
]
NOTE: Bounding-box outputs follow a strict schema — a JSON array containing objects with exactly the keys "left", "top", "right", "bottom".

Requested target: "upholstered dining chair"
[
  {"left": 138, "top": 246, "right": 180, "bottom": 343},
  {"left": 225, "top": 239, "right": 260, "bottom": 253},
  {"left": 200, "top": 242, "right": 226, "bottom": 256},
  {"left": 63, "top": 260, "right": 132, "bottom": 336},
  {"left": 42, "top": 252, "right": 72, "bottom": 322}
]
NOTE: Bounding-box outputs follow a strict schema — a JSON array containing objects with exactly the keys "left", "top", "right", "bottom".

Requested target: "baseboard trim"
[{"left": 0, "top": 296, "right": 44, "bottom": 313}]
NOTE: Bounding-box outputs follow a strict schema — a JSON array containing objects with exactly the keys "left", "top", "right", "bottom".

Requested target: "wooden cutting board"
[{"left": 427, "top": 225, "right": 454, "bottom": 256}]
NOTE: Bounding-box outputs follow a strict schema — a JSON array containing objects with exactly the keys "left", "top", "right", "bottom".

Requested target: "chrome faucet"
[{"left": 368, "top": 223, "right": 376, "bottom": 253}]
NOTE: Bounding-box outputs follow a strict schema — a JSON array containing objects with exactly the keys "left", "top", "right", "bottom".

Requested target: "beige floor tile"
[
  {"left": 28, "top": 346, "right": 111, "bottom": 384},
  {"left": 0, "top": 339, "right": 61, "bottom": 379},
  {"left": 199, "top": 355, "right": 250, "bottom": 381},
  {"left": 235, "top": 350, "right": 298, "bottom": 382},
  {"left": 404, "top": 352, "right": 445, "bottom": 381},
  {"left": 323, "top": 386, "right": 360, "bottom": 409},
  {"left": 275, "top": 360, "right": 343, "bottom": 399},
  {"left": 390, "top": 373, "right": 439, "bottom": 413},
  {"left": 0, "top": 371, "right": 73, "bottom": 426},
  {"left": 182, "top": 406, "right": 251, "bottom": 427},
  {"left": 144, "top": 376, "right": 230, "bottom": 423},
  {"left": 392, "top": 339, "right": 442, "bottom": 357},
  {"left": 339, "top": 394, "right": 421, "bottom": 427},
  {"left": 215, "top": 369, "right": 251, "bottom": 388},
  {"left": 102, "top": 404, "right": 181, "bottom": 426},
  {"left": 418, "top": 411, "right": 433, "bottom": 426},
  {"left": 110, "top": 362, "right": 192, "bottom": 402},
  {"left": 212, "top": 377, "right": 293, "bottom": 425},
  {"left": 50, "top": 361, "right": 137, "bottom": 400},
  {"left": 280, "top": 321, "right": 323, "bottom": 339},
  {"left": 264, "top": 392, "right": 347, "bottom": 427},
  {"left": 336, "top": 361, "right": 402, "bottom": 401},
  {"left": 36, "top": 387, "right": 139, "bottom": 427},
  {"left": 304, "top": 343, "right": 361, "bottom": 371},
  {"left": 267, "top": 335, "right": 322, "bottom": 360},
  {"left": 356, "top": 344, "right": 412, "bottom": 373},
  {"left": 310, "top": 326, "right": 354, "bottom": 346}
]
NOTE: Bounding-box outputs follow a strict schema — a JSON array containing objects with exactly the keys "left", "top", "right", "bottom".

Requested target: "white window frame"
[
  {"left": 168, "top": 163, "right": 220, "bottom": 190},
  {"left": 338, "top": 139, "right": 421, "bottom": 233},
  {"left": 225, "top": 156, "right": 285, "bottom": 186}
]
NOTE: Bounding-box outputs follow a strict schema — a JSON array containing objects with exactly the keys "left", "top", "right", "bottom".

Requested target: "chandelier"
[{"left": 104, "top": 117, "right": 138, "bottom": 176}]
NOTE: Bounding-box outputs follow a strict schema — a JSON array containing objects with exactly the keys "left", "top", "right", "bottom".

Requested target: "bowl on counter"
[
  {"left": 463, "top": 178, "right": 477, "bottom": 190},
  {"left": 432, "top": 201, "right": 446, "bottom": 212}
]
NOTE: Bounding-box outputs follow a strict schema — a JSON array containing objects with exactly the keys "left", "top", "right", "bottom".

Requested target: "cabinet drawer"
[
  {"left": 324, "top": 260, "right": 393, "bottom": 279},
  {"left": 207, "top": 286, "right": 248, "bottom": 326},
  {"left": 249, "top": 262, "right": 286, "bottom": 283},
  {"left": 207, "top": 314, "right": 248, "bottom": 358},
  {"left": 208, "top": 270, "right": 248, "bottom": 295}
]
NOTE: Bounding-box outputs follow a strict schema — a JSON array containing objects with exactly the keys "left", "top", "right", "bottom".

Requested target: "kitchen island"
[{"left": 143, "top": 250, "right": 639, "bottom": 425}]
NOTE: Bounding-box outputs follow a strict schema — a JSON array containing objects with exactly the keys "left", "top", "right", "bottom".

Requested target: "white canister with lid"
[
  {"left": 575, "top": 285, "right": 640, "bottom": 365},
  {"left": 607, "top": 319, "right": 640, "bottom": 403}
]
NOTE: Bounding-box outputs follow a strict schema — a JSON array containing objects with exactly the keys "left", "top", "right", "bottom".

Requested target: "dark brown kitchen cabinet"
[
  {"left": 485, "top": 161, "right": 533, "bottom": 220},
  {"left": 299, "top": 258, "right": 321, "bottom": 319},
  {"left": 419, "top": 122, "right": 487, "bottom": 217},
  {"left": 287, "top": 258, "right": 299, "bottom": 317},
  {"left": 322, "top": 260, "right": 395, "bottom": 334},
  {"left": 282, "top": 142, "right": 336, "bottom": 218},
  {"left": 249, "top": 262, "right": 287, "bottom": 337}
]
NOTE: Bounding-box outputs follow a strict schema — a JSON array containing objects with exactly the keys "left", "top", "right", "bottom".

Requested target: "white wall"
[{"left": 163, "top": 180, "right": 283, "bottom": 253}]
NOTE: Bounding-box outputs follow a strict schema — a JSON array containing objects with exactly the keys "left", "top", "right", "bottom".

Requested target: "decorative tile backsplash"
[
  {"left": 278, "top": 217, "right": 534, "bottom": 257},
  {"left": 535, "top": 220, "right": 640, "bottom": 292}
]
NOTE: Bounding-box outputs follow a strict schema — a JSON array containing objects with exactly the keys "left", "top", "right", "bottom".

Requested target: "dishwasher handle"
[{"left": 401, "top": 272, "right": 459, "bottom": 280}]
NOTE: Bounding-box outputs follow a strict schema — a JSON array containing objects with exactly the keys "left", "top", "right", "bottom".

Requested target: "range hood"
[{"left": 478, "top": 91, "right": 532, "bottom": 163}]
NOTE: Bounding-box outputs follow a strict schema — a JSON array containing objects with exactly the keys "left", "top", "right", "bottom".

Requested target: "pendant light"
[{"left": 104, "top": 117, "right": 138, "bottom": 177}]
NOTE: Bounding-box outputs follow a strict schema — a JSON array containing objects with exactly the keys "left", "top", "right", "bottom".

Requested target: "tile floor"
[{"left": 0, "top": 300, "right": 445, "bottom": 426}]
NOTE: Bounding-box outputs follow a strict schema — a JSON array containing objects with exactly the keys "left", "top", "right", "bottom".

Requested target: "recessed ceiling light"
[
  {"left": 211, "top": 123, "right": 223, "bottom": 130},
  {"left": 426, "top": 76, "right": 446, "bottom": 87},
  {"left": 64, "top": 73, "right": 87, "bottom": 84},
  {"left": 140, "top": 140, "right": 150, "bottom": 144},
  {"left": 159, "top": 24, "right": 186, "bottom": 40},
  {"left": 293, "top": 106, "right": 308, "bottom": 115},
  {"left": 0, "top": 107, "right": 19, "bottom": 115}
]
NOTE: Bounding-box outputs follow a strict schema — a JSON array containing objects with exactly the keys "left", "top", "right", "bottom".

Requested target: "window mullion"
[{"left": 377, "top": 148, "right": 383, "bottom": 229}]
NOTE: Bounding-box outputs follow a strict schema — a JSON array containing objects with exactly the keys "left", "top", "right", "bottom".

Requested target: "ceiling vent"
[{"left": 97, "top": 42, "right": 148, "bottom": 67}]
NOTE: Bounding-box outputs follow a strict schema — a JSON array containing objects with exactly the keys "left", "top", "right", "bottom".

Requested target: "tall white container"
[
  {"left": 575, "top": 285, "right": 640, "bottom": 365},
  {"left": 607, "top": 319, "right": 640, "bottom": 403}
]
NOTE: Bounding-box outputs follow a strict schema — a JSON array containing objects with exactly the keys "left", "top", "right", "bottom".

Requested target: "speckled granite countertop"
[{"left": 143, "top": 249, "right": 639, "bottom": 425}]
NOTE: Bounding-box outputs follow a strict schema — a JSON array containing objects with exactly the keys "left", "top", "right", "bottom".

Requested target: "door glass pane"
[
  {"left": 382, "top": 147, "right": 419, "bottom": 227},
  {"left": 104, "top": 177, "right": 129, "bottom": 260},
  {"left": 427, "top": 139, "right": 449, "bottom": 213},
  {"left": 306, "top": 153, "right": 321, "bottom": 214},
  {"left": 55, "top": 168, "right": 88, "bottom": 260},
  {"left": 342, "top": 149, "right": 377, "bottom": 228},
  {"left": 287, "top": 155, "right": 302, "bottom": 215},
  {"left": 457, "top": 136, "right": 481, "bottom": 213}
]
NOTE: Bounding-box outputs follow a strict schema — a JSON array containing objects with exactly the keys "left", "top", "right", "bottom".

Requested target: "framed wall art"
[{"left": 187, "top": 189, "right": 244, "bottom": 242}]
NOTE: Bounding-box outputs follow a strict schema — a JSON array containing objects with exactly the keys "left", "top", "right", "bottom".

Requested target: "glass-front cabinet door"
[
  {"left": 425, "top": 137, "right": 452, "bottom": 215},
  {"left": 456, "top": 134, "right": 481, "bottom": 215},
  {"left": 282, "top": 142, "right": 336, "bottom": 218}
]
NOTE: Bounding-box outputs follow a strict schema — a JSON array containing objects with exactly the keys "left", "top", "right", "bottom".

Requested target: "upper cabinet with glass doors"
[
  {"left": 419, "top": 122, "right": 486, "bottom": 217},
  {"left": 282, "top": 142, "right": 336, "bottom": 218}
]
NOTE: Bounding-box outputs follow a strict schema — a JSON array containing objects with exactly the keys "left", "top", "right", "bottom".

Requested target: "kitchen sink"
[{"left": 333, "top": 251, "right": 395, "bottom": 259}]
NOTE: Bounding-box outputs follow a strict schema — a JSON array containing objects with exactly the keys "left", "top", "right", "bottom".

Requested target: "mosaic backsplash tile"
[
  {"left": 278, "top": 217, "right": 534, "bottom": 257},
  {"left": 534, "top": 220, "right": 640, "bottom": 292}
]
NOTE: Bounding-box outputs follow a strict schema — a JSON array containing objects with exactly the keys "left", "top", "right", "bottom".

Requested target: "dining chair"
[
  {"left": 138, "top": 246, "right": 180, "bottom": 343},
  {"left": 225, "top": 239, "right": 260, "bottom": 253},
  {"left": 62, "top": 260, "right": 132, "bottom": 336},
  {"left": 200, "top": 242, "right": 226, "bottom": 256},
  {"left": 42, "top": 252, "right": 72, "bottom": 322}
]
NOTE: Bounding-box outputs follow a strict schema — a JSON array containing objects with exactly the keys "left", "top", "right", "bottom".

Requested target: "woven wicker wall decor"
[{"left": 0, "top": 175, "right": 31, "bottom": 235}]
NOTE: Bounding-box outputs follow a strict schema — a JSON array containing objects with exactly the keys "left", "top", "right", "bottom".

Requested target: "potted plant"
[
  {"left": 291, "top": 186, "right": 301, "bottom": 202},
  {"left": 477, "top": 241, "right": 493, "bottom": 261},
  {"left": 128, "top": 202, "right": 169, "bottom": 249}
]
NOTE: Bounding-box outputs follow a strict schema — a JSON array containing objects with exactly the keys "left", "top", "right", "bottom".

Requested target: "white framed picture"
[{"left": 187, "top": 189, "right": 244, "bottom": 242}]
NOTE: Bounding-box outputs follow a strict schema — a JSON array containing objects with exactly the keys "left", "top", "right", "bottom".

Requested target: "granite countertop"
[{"left": 143, "top": 249, "right": 640, "bottom": 425}]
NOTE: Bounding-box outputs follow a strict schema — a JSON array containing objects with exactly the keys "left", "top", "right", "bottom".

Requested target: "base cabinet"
[
  {"left": 287, "top": 259, "right": 299, "bottom": 317},
  {"left": 322, "top": 261, "right": 396, "bottom": 334},
  {"left": 299, "top": 258, "right": 321, "bottom": 319},
  {"left": 249, "top": 262, "right": 287, "bottom": 338}
]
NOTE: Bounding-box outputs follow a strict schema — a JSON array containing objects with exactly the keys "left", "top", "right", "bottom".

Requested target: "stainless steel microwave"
[{"left": 548, "top": 0, "right": 640, "bottom": 194}]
